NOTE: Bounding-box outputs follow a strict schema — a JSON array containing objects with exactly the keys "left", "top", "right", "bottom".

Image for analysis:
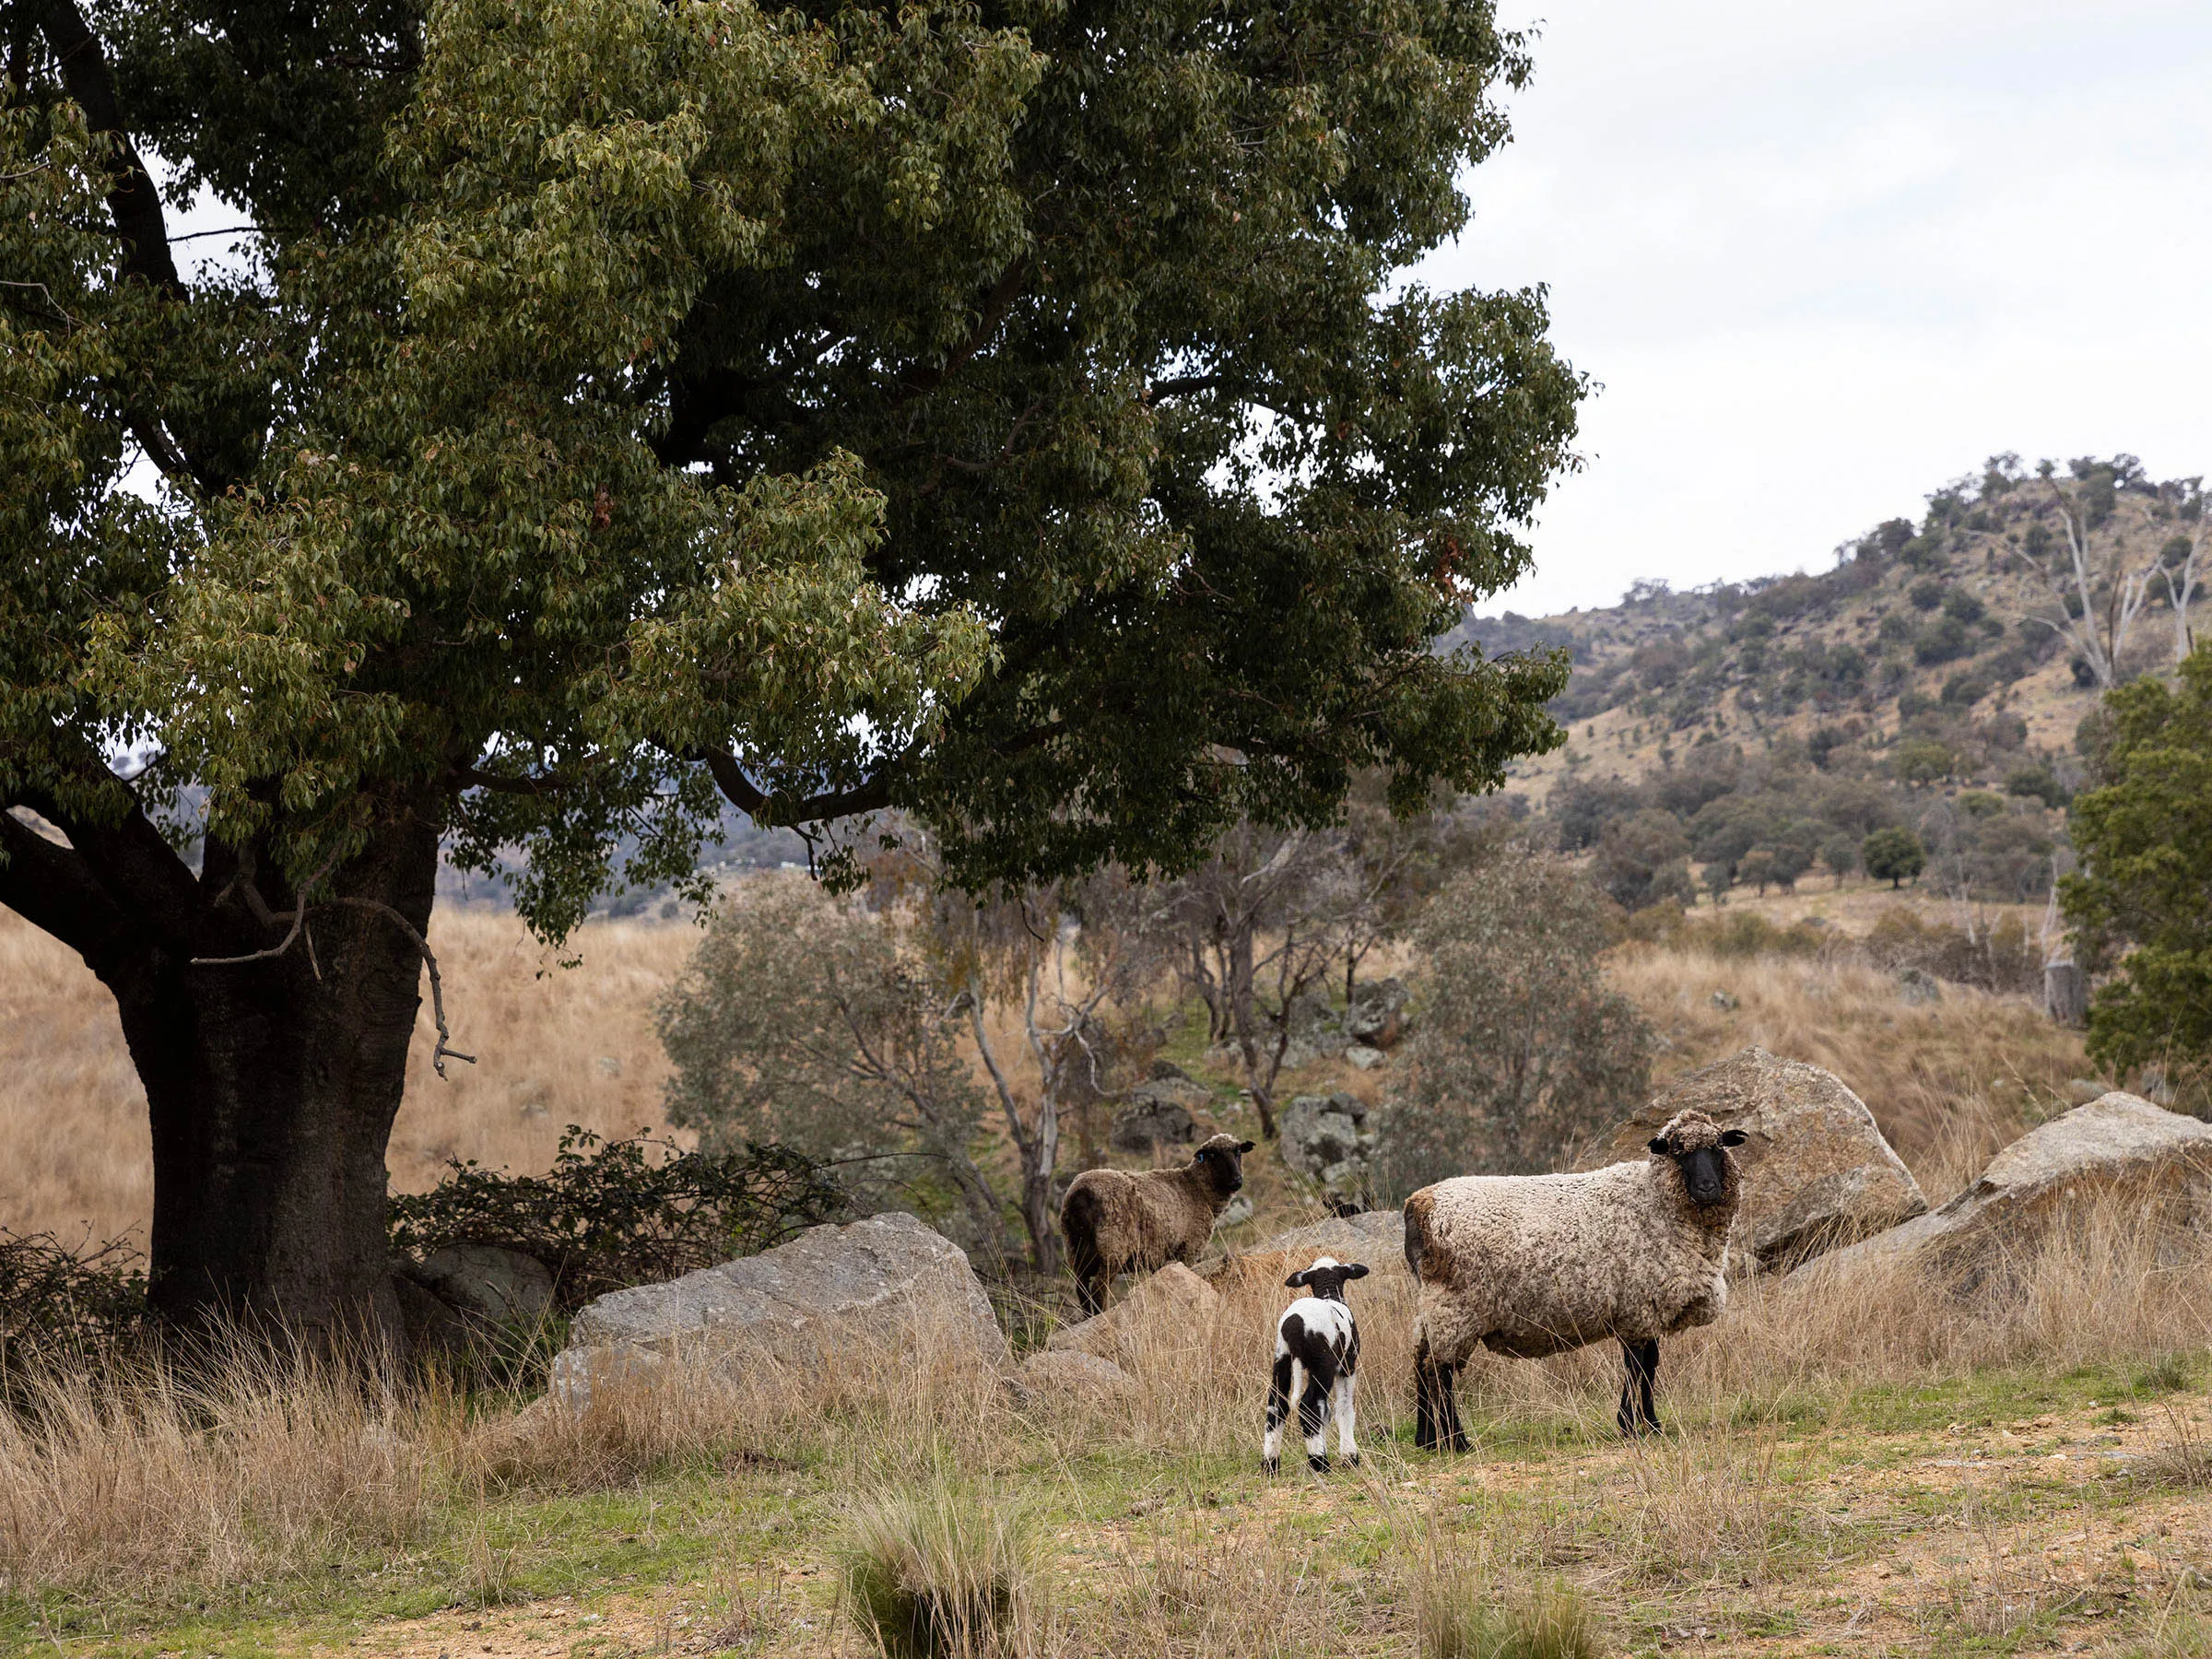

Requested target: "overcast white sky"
[{"left": 1423, "top": 0, "right": 2212, "bottom": 618}]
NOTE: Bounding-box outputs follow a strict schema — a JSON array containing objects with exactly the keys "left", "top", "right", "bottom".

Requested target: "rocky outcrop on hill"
[
  {"left": 1279, "top": 1093, "right": 1381, "bottom": 1204},
  {"left": 1792, "top": 1092, "right": 2212, "bottom": 1295},
  {"left": 1108, "top": 1066, "right": 1214, "bottom": 1153},
  {"left": 548, "top": 1211, "right": 1006, "bottom": 1409},
  {"left": 1584, "top": 1047, "right": 1927, "bottom": 1274},
  {"left": 1344, "top": 978, "right": 1411, "bottom": 1048}
]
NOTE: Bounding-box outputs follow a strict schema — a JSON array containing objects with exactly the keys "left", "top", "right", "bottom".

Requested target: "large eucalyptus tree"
[{"left": 3, "top": 0, "right": 1577, "bottom": 1338}]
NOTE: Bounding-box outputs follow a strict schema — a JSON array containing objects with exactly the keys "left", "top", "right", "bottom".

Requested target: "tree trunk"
[
  {"left": 88, "top": 819, "right": 439, "bottom": 1347},
  {"left": 2043, "top": 960, "right": 2088, "bottom": 1029}
]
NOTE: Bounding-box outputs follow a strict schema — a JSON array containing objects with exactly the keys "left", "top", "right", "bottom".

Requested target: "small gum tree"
[
  {"left": 5, "top": 0, "right": 1579, "bottom": 1341},
  {"left": 1385, "top": 847, "right": 1652, "bottom": 1191},
  {"left": 2063, "top": 646, "right": 2212, "bottom": 1084},
  {"left": 1863, "top": 827, "right": 1926, "bottom": 889}
]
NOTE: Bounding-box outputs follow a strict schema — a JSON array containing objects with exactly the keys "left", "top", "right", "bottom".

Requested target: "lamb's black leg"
[
  {"left": 1639, "top": 1339, "right": 1662, "bottom": 1433},
  {"left": 1074, "top": 1271, "right": 1103, "bottom": 1320},
  {"left": 1298, "top": 1362, "right": 1336, "bottom": 1473},
  {"left": 1263, "top": 1353, "right": 1295, "bottom": 1473}
]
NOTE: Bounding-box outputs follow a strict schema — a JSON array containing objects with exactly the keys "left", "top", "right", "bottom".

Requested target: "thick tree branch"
[
  {"left": 0, "top": 807, "right": 135, "bottom": 961},
  {"left": 455, "top": 764, "right": 580, "bottom": 797},
  {"left": 20, "top": 768, "right": 204, "bottom": 943},
  {"left": 690, "top": 748, "right": 895, "bottom": 824},
  {"left": 37, "top": 0, "right": 182, "bottom": 300},
  {"left": 887, "top": 257, "right": 1028, "bottom": 408},
  {"left": 653, "top": 365, "right": 818, "bottom": 465},
  {"left": 36, "top": 0, "right": 202, "bottom": 484}
]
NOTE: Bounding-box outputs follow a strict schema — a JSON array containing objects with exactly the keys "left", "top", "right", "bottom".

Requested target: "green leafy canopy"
[
  {"left": 2063, "top": 645, "right": 2212, "bottom": 1077},
  {"left": 6, "top": 0, "right": 1583, "bottom": 941}
]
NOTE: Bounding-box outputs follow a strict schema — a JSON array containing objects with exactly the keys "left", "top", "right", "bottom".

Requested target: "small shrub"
[
  {"left": 1863, "top": 908, "right": 2041, "bottom": 994},
  {"left": 1417, "top": 1565, "right": 1599, "bottom": 1659},
  {"left": 2133, "top": 1352, "right": 2193, "bottom": 1395},
  {"left": 840, "top": 1479, "right": 1039, "bottom": 1658},
  {"left": 388, "top": 1128, "right": 844, "bottom": 1313},
  {"left": 2005, "top": 764, "right": 2071, "bottom": 808},
  {"left": 0, "top": 1228, "right": 148, "bottom": 1378},
  {"left": 1390, "top": 849, "right": 1653, "bottom": 1188},
  {"left": 1667, "top": 912, "right": 1829, "bottom": 960}
]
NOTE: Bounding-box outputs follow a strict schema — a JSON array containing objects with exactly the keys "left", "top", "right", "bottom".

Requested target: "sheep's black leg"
[
  {"left": 1413, "top": 1336, "right": 1440, "bottom": 1449},
  {"left": 1414, "top": 1339, "right": 1468, "bottom": 1453},
  {"left": 1437, "top": 1361, "right": 1467, "bottom": 1453},
  {"left": 1073, "top": 1270, "right": 1103, "bottom": 1319},
  {"left": 1299, "top": 1361, "right": 1336, "bottom": 1472},
  {"left": 1619, "top": 1339, "right": 1661, "bottom": 1436},
  {"left": 1263, "top": 1353, "right": 1296, "bottom": 1473}
]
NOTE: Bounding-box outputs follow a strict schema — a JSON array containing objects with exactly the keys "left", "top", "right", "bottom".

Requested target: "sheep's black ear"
[
  {"left": 1344, "top": 1264, "right": 1370, "bottom": 1279},
  {"left": 1284, "top": 1270, "right": 1310, "bottom": 1289},
  {"left": 1720, "top": 1128, "right": 1748, "bottom": 1147},
  {"left": 1647, "top": 1135, "right": 1671, "bottom": 1156},
  {"left": 1237, "top": 1140, "right": 1256, "bottom": 1154}
]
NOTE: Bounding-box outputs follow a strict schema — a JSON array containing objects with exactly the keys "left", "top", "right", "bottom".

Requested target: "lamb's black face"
[
  {"left": 1648, "top": 1128, "right": 1747, "bottom": 1206},
  {"left": 1285, "top": 1261, "right": 1371, "bottom": 1301},
  {"left": 1194, "top": 1137, "right": 1255, "bottom": 1194}
]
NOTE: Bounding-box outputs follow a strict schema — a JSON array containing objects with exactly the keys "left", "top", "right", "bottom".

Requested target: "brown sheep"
[{"left": 1061, "top": 1133, "right": 1255, "bottom": 1316}]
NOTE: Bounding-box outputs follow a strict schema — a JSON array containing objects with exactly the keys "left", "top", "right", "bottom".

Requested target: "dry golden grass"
[
  {"left": 5, "top": 1190, "right": 2205, "bottom": 1615},
  {"left": 0, "top": 913, "right": 154, "bottom": 1247},
  {"left": 0, "top": 1342, "right": 454, "bottom": 1592},
  {"left": 0, "top": 891, "right": 2093, "bottom": 1249},
  {"left": 0, "top": 908, "right": 697, "bottom": 1244},
  {"left": 1611, "top": 941, "right": 2088, "bottom": 1196}
]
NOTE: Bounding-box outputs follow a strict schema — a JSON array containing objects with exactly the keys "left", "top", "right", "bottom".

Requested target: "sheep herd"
[{"left": 1057, "top": 1111, "right": 1752, "bottom": 1469}]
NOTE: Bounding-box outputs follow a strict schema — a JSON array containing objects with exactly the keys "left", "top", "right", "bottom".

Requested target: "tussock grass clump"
[
  {"left": 1121, "top": 1513, "right": 1345, "bottom": 1659},
  {"left": 1612, "top": 1434, "right": 1818, "bottom": 1587},
  {"left": 0, "top": 1341, "right": 453, "bottom": 1594},
  {"left": 1414, "top": 1559, "right": 1599, "bottom": 1659},
  {"left": 838, "top": 1477, "right": 1041, "bottom": 1659}
]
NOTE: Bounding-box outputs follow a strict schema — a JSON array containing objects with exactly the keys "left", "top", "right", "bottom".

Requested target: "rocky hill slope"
[
  {"left": 1447, "top": 453, "right": 2204, "bottom": 922},
  {"left": 1460, "top": 453, "right": 2202, "bottom": 810}
]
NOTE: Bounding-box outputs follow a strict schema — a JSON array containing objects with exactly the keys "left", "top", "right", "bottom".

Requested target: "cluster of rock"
[
  {"left": 1277, "top": 1092, "right": 1382, "bottom": 1208},
  {"left": 1107, "top": 1063, "right": 1214, "bottom": 1154},
  {"left": 1789, "top": 1091, "right": 2212, "bottom": 1294},
  {"left": 547, "top": 1211, "right": 1008, "bottom": 1410},
  {"left": 392, "top": 1242, "right": 558, "bottom": 1359},
  {"left": 1274, "top": 978, "right": 1412, "bottom": 1071}
]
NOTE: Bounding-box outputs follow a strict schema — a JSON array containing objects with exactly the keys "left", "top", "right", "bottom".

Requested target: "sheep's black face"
[
  {"left": 1194, "top": 1136, "right": 1255, "bottom": 1195},
  {"left": 1648, "top": 1127, "right": 1747, "bottom": 1206}
]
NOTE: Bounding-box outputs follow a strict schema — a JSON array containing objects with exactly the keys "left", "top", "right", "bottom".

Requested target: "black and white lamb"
[
  {"left": 1263, "top": 1255, "right": 1369, "bottom": 1474},
  {"left": 1402, "top": 1109, "right": 1748, "bottom": 1448}
]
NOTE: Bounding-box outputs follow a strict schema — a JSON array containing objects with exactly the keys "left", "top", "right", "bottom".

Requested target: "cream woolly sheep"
[
  {"left": 1061, "top": 1133, "right": 1254, "bottom": 1316},
  {"left": 1264, "top": 1256, "right": 1368, "bottom": 1475},
  {"left": 1403, "top": 1109, "right": 1748, "bottom": 1446}
]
